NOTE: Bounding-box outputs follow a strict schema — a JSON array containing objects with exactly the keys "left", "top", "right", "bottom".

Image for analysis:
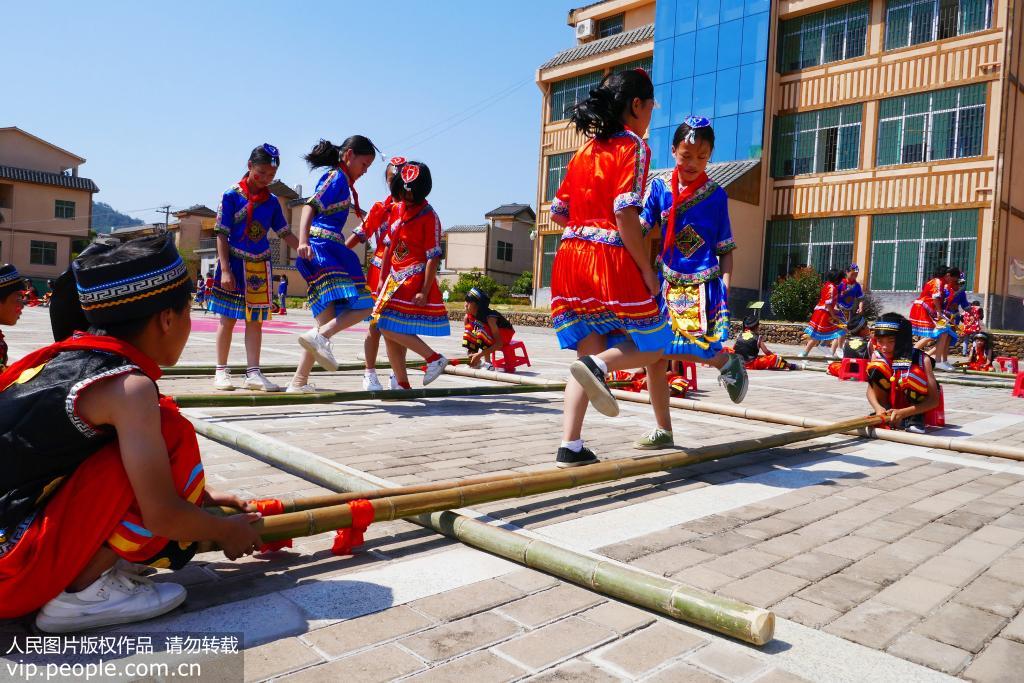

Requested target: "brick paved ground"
[{"left": 4, "top": 306, "right": 1024, "bottom": 681}]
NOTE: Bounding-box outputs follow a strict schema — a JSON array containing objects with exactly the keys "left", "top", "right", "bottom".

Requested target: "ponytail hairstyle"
[
  {"left": 304, "top": 135, "right": 380, "bottom": 170},
  {"left": 568, "top": 69, "right": 654, "bottom": 140},
  {"left": 672, "top": 116, "right": 716, "bottom": 150},
  {"left": 249, "top": 143, "right": 280, "bottom": 168},
  {"left": 389, "top": 161, "right": 432, "bottom": 204}
]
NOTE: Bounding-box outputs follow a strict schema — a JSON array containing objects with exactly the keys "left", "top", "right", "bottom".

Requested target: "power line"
[{"left": 381, "top": 78, "right": 533, "bottom": 154}]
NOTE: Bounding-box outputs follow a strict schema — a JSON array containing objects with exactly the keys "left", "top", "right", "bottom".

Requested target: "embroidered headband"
[
  {"left": 872, "top": 321, "right": 901, "bottom": 333},
  {"left": 849, "top": 264, "right": 860, "bottom": 272},
  {"left": 73, "top": 234, "right": 193, "bottom": 324},
  {"left": 682, "top": 115, "right": 711, "bottom": 144}
]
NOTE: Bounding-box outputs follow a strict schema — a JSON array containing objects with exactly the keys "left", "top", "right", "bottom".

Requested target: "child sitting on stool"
[
  {"left": 462, "top": 287, "right": 515, "bottom": 369},
  {"left": 827, "top": 315, "right": 871, "bottom": 376},
  {"left": 965, "top": 331, "right": 995, "bottom": 371},
  {"left": 732, "top": 313, "right": 798, "bottom": 371}
]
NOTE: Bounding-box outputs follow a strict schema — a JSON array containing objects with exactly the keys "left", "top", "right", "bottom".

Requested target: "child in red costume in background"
[
  {"left": 826, "top": 315, "right": 872, "bottom": 376},
  {"left": 733, "top": 313, "right": 798, "bottom": 371}
]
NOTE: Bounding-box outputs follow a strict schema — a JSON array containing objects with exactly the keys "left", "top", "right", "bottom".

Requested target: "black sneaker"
[
  {"left": 569, "top": 356, "right": 620, "bottom": 417},
  {"left": 555, "top": 446, "right": 600, "bottom": 468}
]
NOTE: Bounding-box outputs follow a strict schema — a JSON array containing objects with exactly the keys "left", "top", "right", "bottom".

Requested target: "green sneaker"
[
  {"left": 634, "top": 428, "right": 674, "bottom": 450},
  {"left": 718, "top": 354, "right": 749, "bottom": 404}
]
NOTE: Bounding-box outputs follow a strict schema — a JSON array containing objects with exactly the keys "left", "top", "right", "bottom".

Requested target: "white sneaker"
[
  {"left": 423, "top": 355, "right": 449, "bottom": 386},
  {"left": 244, "top": 370, "right": 282, "bottom": 392},
  {"left": 389, "top": 374, "right": 401, "bottom": 390},
  {"left": 362, "top": 373, "right": 384, "bottom": 391},
  {"left": 935, "top": 361, "right": 955, "bottom": 371},
  {"left": 213, "top": 369, "right": 236, "bottom": 391},
  {"left": 286, "top": 383, "right": 323, "bottom": 393},
  {"left": 298, "top": 328, "right": 339, "bottom": 371},
  {"left": 35, "top": 568, "right": 186, "bottom": 633}
]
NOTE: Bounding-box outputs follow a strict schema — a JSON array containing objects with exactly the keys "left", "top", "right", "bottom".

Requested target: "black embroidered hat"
[
  {"left": 0, "top": 264, "right": 24, "bottom": 299},
  {"left": 72, "top": 234, "right": 192, "bottom": 325},
  {"left": 847, "top": 315, "right": 867, "bottom": 335}
]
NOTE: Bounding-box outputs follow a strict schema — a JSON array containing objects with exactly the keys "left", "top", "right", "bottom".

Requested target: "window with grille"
[
  {"left": 763, "top": 217, "right": 855, "bottom": 288},
  {"left": 612, "top": 57, "right": 654, "bottom": 75},
  {"left": 540, "top": 234, "right": 561, "bottom": 288},
  {"left": 885, "top": 0, "right": 991, "bottom": 49},
  {"left": 877, "top": 84, "right": 985, "bottom": 166},
  {"left": 869, "top": 210, "right": 977, "bottom": 291},
  {"left": 779, "top": 1, "right": 869, "bottom": 73},
  {"left": 545, "top": 152, "right": 574, "bottom": 202},
  {"left": 30, "top": 240, "right": 57, "bottom": 266},
  {"left": 496, "top": 240, "right": 513, "bottom": 262},
  {"left": 597, "top": 14, "right": 625, "bottom": 38},
  {"left": 772, "top": 105, "right": 862, "bottom": 177},
  {"left": 550, "top": 72, "right": 604, "bottom": 122},
  {"left": 54, "top": 200, "right": 75, "bottom": 219}
]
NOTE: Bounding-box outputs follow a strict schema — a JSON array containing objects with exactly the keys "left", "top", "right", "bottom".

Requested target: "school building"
[
  {"left": 0, "top": 127, "right": 98, "bottom": 290},
  {"left": 533, "top": 0, "right": 1024, "bottom": 329}
]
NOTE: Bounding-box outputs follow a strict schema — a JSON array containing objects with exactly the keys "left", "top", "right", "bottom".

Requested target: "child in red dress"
[
  {"left": 799, "top": 270, "right": 846, "bottom": 358},
  {"left": 548, "top": 69, "right": 675, "bottom": 467},
  {"left": 372, "top": 162, "right": 450, "bottom": 388}
]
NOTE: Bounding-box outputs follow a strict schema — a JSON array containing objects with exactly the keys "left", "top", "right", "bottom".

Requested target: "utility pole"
[{"left": 159, "top": 205, "right": 171, "bottom": 231}]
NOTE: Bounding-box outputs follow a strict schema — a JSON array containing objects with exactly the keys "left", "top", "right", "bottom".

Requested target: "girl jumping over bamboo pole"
[
  {"left": 289, "top": 137, "right": 378, "bottom": 393},
  {"left": 548, "top": 69, "right": 674, "bottom": 467}
]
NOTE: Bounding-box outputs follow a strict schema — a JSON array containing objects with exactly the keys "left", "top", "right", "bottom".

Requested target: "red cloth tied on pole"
[
  {"left": 252, "top": 498, "right": 293, "bottom": 552},
  {"left": 331, "top": 499, "right": 375, "bottom": 556}
]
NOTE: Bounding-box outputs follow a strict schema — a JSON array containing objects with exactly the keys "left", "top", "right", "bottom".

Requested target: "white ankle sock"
[
  {"left": 365, "top": 369, "right": 378, "bottom": 377},
  {"left": 560, "top": 439, "right": 584, "bottom": 453},
  {"left": 589, "top": 356, "right": 609, "bottom": 374}
]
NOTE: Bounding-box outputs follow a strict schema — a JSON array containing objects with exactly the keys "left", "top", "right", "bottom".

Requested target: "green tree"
[
  {"left": 769, "top": 267, "right": 822, "bottom": 322},
  {"left": 511, "top": 271, "right": 533, "bottom": 296}
]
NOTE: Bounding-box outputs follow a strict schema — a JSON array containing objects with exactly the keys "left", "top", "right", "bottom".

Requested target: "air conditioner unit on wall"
[{"left": 576, "top": 19, "right": 595, "bottom": 40}]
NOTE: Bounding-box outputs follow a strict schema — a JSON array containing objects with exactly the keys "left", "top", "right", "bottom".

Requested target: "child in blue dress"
[
  {"left": 210, "top": 144, "right": 299, "bottom": 392},
  {"left": 289, "top": 136, "right": 378, "bottom": 392},
  {"left": 635, "top": 117, "right": 748, "bottom": 449}
]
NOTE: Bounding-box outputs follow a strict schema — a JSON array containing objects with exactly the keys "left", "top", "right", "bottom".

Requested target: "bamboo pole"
[
  {"left": 161, "top": 358, "right": 471, "bottom": 376},
  {"left": 224, "top": 415, "right": 881, "bottom": 513},
  {"left": 191, "top": 417, "right": 785, "bottom": 644},
  {"left": 792, "top": 359, "right": 1013, "bottom": 390},
  {"left": 172, "top": 383, "right": 565, "bottom": 408},
  {"left": 780, "top": 355, "right": 1018, "bottom": 380},
  {"left": 444, "top": 365, "right": 1024, "bottom": 463}
]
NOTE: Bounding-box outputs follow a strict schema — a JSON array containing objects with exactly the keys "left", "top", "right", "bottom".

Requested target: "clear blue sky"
[{"left": 6, "top": 0, "right": 583, "bottom": 227}]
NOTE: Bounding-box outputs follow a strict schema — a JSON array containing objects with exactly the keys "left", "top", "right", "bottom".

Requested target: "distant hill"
[{"left": 92, "top": 202, "right": 143, "bottom": 233}]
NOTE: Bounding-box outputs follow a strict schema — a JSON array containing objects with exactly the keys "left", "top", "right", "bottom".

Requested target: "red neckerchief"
[
  {"left": 238, "top": 174, "right": 271, "bottom": 236},
  {"left": 0, "top": 333, "right": 162, "bottom": 392},
  {"left": 337, "top": 164, "right": 362, "bottom": 218},
  {"left": 663, "top": 169, "right": 709, "bottom": 261}
]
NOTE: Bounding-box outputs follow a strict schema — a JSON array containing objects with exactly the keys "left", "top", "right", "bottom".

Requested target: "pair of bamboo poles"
[{"left": 197, "top": 413, "right": 883, "bottom": 646}]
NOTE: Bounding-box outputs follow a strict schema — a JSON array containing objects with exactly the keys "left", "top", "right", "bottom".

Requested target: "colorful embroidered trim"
[
  {"left": 560, "top": 226, "right": 623, "bottom": 246},
  {"left": 550, "top": 197, "right": 570, "bottom": 217}
]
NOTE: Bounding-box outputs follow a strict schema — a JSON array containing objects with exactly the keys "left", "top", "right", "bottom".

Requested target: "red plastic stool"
[
  {"left": 838, "top": 357, "right": 869, "bottom": 382},
  {"left": 1013, "top": 372, "right": 1024, "bottom": 398},
  {"left": 679, "top": 361, "right": 698, "bottom": 391},
  {"left": 996, "top": 357, "right": 1019, "bottom": 374},
  {"left": 924, "top": 386, "right": 945, "bottom": 427},
  {"left": 491, "top": 340, "right": 531, "bottom": 373}
]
